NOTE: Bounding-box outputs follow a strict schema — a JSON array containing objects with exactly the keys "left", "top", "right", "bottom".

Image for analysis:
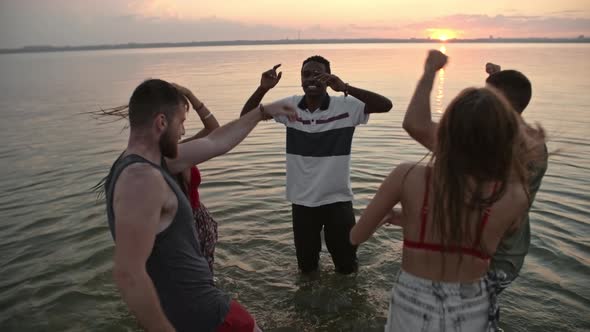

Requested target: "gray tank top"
[{"left": 105, "top": 154, "right": 230, "bottom": 332}]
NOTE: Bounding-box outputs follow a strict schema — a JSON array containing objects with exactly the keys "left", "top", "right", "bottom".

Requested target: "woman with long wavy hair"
[{"left": 350, "top": 61, "right": 544, "bottom": 330}]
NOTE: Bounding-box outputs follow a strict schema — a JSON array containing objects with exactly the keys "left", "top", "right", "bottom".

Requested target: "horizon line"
[{"left": 2, "top": 36, "right": 589, "bottom": 55}]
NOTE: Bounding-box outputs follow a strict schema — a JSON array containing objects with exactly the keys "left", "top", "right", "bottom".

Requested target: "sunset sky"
[{"left": 1, "top": 0, "right": 589, "bottom": 48}]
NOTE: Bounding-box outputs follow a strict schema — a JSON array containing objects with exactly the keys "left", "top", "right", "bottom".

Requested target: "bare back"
[{"left": 399, "top": 164, "right": 529, "bottom": 282}]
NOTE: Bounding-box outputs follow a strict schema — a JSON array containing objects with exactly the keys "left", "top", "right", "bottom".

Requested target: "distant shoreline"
[{"left": 2, "top": 37, "right": 589, "bottom": 55}]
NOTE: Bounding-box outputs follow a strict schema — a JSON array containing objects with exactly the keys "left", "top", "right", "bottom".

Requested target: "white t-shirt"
[{"left": 274, "top": 94, "right": 369, "bottom": 207}]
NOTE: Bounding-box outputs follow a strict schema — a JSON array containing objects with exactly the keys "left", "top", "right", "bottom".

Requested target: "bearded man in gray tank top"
[{"left": 104, "top": 79, "right": 296, "bottom": 332}]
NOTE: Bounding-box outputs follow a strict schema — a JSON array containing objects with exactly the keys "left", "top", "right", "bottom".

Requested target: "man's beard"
[{"left": 159, "top": 128, "right": 178, "bottom": 159}]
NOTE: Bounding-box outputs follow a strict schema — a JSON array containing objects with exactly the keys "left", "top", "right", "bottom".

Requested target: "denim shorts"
[{"left": 386, "top": 270, "right": 494, "bottom": 332}]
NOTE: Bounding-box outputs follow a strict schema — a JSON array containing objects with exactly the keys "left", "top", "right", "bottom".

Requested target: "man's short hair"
[
  {"left": 486, "top": 70, "right": 532, "bottom": 114},
  {"left": 302, "top": 55, "right": 331, "bottom": 74},
  {"left": 128, "top": 79, "right": 184, "bottom": 128}
]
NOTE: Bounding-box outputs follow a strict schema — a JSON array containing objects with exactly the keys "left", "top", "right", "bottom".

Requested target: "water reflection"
[
  {"left": 1, "top": 43, "right": 588, "bottom": 332},
  {"left": 434, "top": 44, "right": 447, "bottom": 113},
  {"left": 292, "top": 273, "right": 384, "bottom": 331},
  {"left": 434, "top": 68, "right": 445, "bottom": 113}
]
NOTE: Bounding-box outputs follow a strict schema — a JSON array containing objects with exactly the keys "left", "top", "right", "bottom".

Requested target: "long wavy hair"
[{"left": 430, "top": 87, "right": 533, "bottom": 260}]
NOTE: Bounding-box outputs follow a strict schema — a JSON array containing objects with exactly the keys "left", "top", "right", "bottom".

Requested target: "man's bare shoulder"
[
  {"left": 521, "top": 121, "right": 548, "bottom": 163},
  {"left": 115, "top": 163, "right": 166, "bottom": 199},
  {"left": 504, "top": 182, "right": 530, "bottom": 214}
]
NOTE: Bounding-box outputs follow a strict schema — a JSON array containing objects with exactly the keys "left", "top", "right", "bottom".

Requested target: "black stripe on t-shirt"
[{"left": 286, "top": 126, "right": 355, "bottom": 157}]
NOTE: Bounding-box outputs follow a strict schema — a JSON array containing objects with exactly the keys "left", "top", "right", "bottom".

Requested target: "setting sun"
[{"left": 427, "top": 28, "right": 460, "bottom": 41}]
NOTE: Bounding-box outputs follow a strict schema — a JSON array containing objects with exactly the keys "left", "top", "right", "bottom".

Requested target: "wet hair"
[
  {"left": 302, "top": 55, "right": 331, "bottom": 74},
  {"left": 486, "top": 70, "right": 532, "bottom": 114},
  {"left": 431, "top": 87, "right": 531, "bottom": 261},
  {"left": 128, "top": 79, "right": 185, "bottom": 129}
]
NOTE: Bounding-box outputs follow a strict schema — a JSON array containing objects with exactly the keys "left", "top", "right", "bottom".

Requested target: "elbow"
[
  {"left": 402, "top": 118, "right": 421, "bottom": 137},
  {"left": 369, "top": 99, "right": 393, "bottom": 114},
  {"left": 383, "top": 99, "right": 393, "bottom": 113},
  {"left": 402, "top": 122, "right": 434, "bottom": 150},
  {"left": 402, "top": 118, "right": 411, "bottom": 132},
  {"left": 402, "top": 118, "right": 414, "bottom": 134}
]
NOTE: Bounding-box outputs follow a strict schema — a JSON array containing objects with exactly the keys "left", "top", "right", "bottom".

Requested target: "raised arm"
[
  {"left": 240, "top": 64, "right": 282, "bottom": 117},
  {"left": 402, "top": 50, "right": 447, "bottom": 151},
  {"left": 112, "top": 165, "right": 175, "bottom": 332},
  {"left": 173, "top": 84, "right": 219, "bottom": 142},
  {"left": 315, "top": 73, "right": 393, "bottom": 113},
  {"left": 350, "top": 163, "right": 412, "bottom": 245},
  {"left": 167, "top": 99, "right": 296, "bottom": 174}
]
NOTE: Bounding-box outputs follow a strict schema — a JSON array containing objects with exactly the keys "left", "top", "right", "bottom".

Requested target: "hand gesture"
[
  {"left": 378, "top": 207, "right": 403, "bottom": 227},
  {"left": 260, "top": 64, "right": 282, "bottom": 90},
  {"left": 425, "top": 50, "right": 448, "bottom": 73},
  {"left": 263, "top": 99, "right": 297, "bottom": 122},
  {"left": 314, "top": 73, "right": 346, "bottom": 92},
  {"left": 171, "top": 83, "right": 192, "bottom": 97},
  {"left": 485, "top": 62, "right": 501, "bottom": 75}
]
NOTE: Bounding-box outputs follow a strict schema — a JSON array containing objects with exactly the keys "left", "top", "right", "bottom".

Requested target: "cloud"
[
  {"left": 97, "top": 16, "right": 298, "bottom": 43},
  {"left": 403, "top": 14, "right": 590, "bottom": 38},
  {"left": 346, "top": 24, "right": 400, "bottom": 32},
  {"left": 547, "top": 9, "right": 589, "bottom": 16},
  {"left": 257, "top": 13, "right": 590, "bottom": 40},
  {"left": 295, "top": 14, "right": 590, "bottom": 39},
  {"left": 127, "top": 0, "right": 183, "bottom": 20},
  {"left": 2, "top": 6, "right": 590, "bottom": 49}
]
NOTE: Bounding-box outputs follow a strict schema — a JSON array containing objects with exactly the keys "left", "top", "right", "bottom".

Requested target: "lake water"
[{"left": 0, "top": 43, "right": 589, "bottom": 331}]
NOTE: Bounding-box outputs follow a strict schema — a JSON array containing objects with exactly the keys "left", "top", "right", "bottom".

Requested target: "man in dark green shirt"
[{"left": 484, "top": 64, "right": 549, "bottom": 330}]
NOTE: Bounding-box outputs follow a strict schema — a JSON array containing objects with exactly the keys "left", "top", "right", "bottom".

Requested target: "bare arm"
[
  {"left": 180, "top": 103, "right": 219, "bottom": 142},
  {"left": 315, "top": 73, "right": 392, "bottom": 114},
  {"left": 167, "top": 100, "right": 296, "bottom": 174},
  {"left": 402, "top": 50, "right": 447, "bottom": 151},
  {"left": 187, "top": 93, "right": 219, "bottom": 133},
  {"left": 112, "top": 165, "right": 175, "bottom": 332},
  {"left": 350, "top": 163, "right": 412, "bottom": 245},
  {"left": 240, "top": 64, "right": 282, "bottom": 117},
  {"left": 241, "top": 86, "right": 271, "bottom": 117},
  {"left": 348, "top": 85, "right": 392, "bottom": 114},
  {"left": 172, "top": 84, "right": 219, "bottom": 142}
]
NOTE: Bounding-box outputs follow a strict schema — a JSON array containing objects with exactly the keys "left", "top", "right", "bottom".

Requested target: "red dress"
[{"left": 189, "top": 166, "right": 218, "bottom": 273}]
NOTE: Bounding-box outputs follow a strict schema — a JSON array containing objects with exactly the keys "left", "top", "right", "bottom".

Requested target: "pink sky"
[{"left": 1, "top": 0, "right": 589, "bottom": 48}]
